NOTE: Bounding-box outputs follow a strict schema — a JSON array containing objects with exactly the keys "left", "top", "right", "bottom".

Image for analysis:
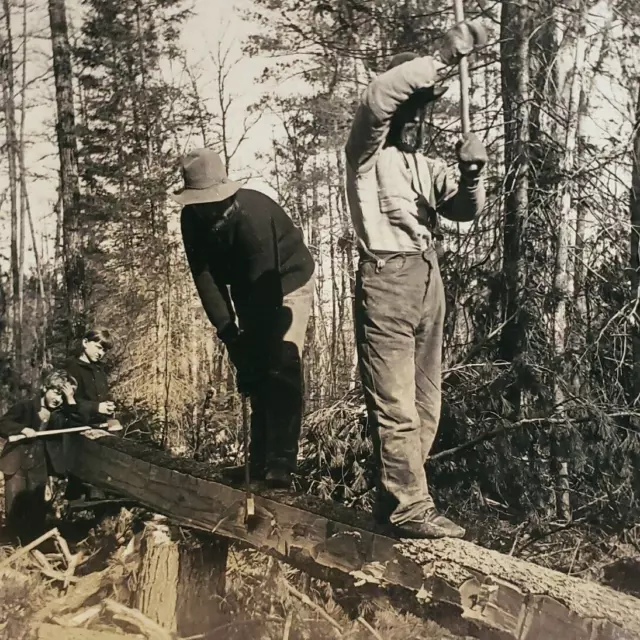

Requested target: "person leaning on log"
[
  {"left": 344, "top": 22, "right": 488, "bottom": 539},
  {"left": 171, "top": 149, "right": 316, "bottom": 489},
  {"left": 0, "top": 369, "right": 81, "bottom": 541},
  {"left": 65, "top": 327, "right": 116, "bottom": 427},
  {"left": 63, "top": 327, "right": 119, "bottom": 501}
]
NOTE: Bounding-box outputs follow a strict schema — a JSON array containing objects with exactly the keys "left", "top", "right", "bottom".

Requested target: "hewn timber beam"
[{"left": 69, "top": 431, "right": 640, "bottom": 640}]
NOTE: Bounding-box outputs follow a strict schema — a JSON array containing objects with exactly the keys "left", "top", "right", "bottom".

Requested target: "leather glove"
[
  {"left": 440, "top": 20, "right": 488, "bottom": 66},
  {"left": 456, "top": 133, "right": 488, "bottom": 177}
]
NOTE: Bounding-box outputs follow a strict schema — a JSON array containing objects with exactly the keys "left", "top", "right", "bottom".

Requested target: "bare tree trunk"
[
  {"left": 550, "top": 3, "right": 587, "bottom": 522},
  {"left": 18, "top": 0, "right": 30, "bottom": 372},
  {"left": 1, "top": 1, "right": 21, "bottom": 385},
  {"left": 499, "top": 0, "right": 531, "bottom": 415},
  {"left": 571, "top": 8, "right": 612, "bottom": 394},
  {"left": 48, "top": 0, "right": 85, "bottom": 351},
  {"left": 630, "top": 81, "right": 640, "bottom": 402}
]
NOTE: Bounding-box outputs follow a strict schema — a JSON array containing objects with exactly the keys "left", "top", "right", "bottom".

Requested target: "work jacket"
[
  {"left": 65, "top": 357, "right": 111, "bottom": 425},
  {"left": 181, "top": 188, "right": 315, "bottom": 343},
  {"left": 0, "top": 397, "right": 78, "bottom": 482},
  {"left": 345, "top": 55, "right": 486, "bottom": 254}
]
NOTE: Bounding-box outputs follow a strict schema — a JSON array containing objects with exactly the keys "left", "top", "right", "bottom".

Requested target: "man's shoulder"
[
  {"left": 237, "top": 188, "right": 280, "bottom": 210},
  {"left": 3, "top": 397, "right": 36, "bottom": 419},
  {"left": 64, "top": 357, "right": 83, "bottom": 373}
]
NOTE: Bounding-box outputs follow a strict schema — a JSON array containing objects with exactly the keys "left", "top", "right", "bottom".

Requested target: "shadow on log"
[{"left": 68, "top": 431, "right": 640, "bottom": 640}]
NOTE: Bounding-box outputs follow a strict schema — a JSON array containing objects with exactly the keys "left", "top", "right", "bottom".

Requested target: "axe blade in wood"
[{"left": 241, "top": 394, "right": 256, "bottom": 522}]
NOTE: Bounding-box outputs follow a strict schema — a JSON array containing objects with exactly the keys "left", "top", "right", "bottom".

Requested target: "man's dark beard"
[{"left": 387, "top": 117, "right": 424, "bottom": 153}]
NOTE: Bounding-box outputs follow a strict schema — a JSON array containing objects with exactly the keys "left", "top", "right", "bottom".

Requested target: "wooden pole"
[{"left": 453, "top": 0, "right": 471, "bottom": 134}]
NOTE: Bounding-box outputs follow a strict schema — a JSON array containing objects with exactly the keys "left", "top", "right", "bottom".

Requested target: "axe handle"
[
  {"left": 9, "top": 426, "right": 92, "bottom": 442},
  {"left": 8, "top": 421, "right": 123, "bottom": 443},
  {"left": 241, "top": 394, "right": 255, "bottom": 519},
  {"left": 453, "top": 0, "right": 471, "bottom": 134}
]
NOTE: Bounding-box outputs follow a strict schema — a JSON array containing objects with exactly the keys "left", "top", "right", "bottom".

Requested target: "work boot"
[
  {"left": 220, "top": 465, "right": 265, "bottom": 485},
  {"left": 264, "top": 467, "right": 293, "bottom": 489},
  {"left": 395, "top": 508, "right": 466, "bottom": 539}
]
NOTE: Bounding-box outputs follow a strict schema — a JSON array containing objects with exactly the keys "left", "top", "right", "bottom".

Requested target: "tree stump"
[{"left": 133, "top": 519, "right": 229, "bottom": 636}]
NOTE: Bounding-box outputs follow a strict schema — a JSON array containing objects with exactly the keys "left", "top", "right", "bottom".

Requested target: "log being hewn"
[{"left": 69, "top": 431, "right": 640, "bottom": 640}]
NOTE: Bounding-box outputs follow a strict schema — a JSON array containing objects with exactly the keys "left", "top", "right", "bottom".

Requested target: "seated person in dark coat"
[{"left": 0, "top": 369, "right": 80, "bottom": 541}]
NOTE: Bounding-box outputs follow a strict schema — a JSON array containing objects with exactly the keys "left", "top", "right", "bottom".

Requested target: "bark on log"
[
  {"left": 69, "top": 431, "right": 640, "bottom": 640},
  {"left": 134, "top": 519, "right": 228, "bottom": 636}
]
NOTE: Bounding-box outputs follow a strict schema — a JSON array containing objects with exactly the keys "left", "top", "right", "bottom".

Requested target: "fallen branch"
[
  {"left": 53, "top": 605, "right": 102, "bottom": 628},
  {"left": 30, "top": 550, "right": 79, "bottom": 585},
  {"left": 283, "top": 580, "right": 343, "bottom": 633},
  {"left": 283, "top": 611, "right": 293, "bottom": 640},
  {"left": 33, "top": 562, "right": 133, "bottom": 623},
  {"left": 357, "top": 616, "right": 384, "bottom": 640},
  {"left": 102, "top": 598, "right": 174, "bottom": 640},
  {"left": 53, "top": 531, "right": 73, "bottom": 566},
  {"left": 0, "top": 527, "right": 59, "bottom": 570},
  {"left": 429, "top": 409, "right": 640, "bottom": 462},
  {"left": 64, "top": 551, "right": 84, "bottom": 589}
]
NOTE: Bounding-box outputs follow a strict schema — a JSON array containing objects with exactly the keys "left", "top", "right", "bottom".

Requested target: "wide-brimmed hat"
[
  {"left": 170, "top": 148, "right": 242, "bottom": 206},
  {"left": 387, "top": 52, "right": 448, "bottom": 104}
]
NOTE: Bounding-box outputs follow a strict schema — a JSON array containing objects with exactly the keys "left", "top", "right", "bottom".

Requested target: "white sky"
[{"left": 0, "top": 0, "right": 282, "bottom": 271}]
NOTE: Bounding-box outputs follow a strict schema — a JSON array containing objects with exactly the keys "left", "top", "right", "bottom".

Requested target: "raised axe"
[
  {"left": 448, "top": 0, "right": 488, "bottom": 171},
  {"left": 8, "top": 419, "right": 123, "bottom": 442}
]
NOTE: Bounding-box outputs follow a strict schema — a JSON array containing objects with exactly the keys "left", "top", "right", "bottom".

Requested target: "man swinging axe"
[
  {"left": 172, "top": 149, "right": 316, "bottom": 489},
  {"left": 344, "top": 20, "right": 488, "bottom": 538}
]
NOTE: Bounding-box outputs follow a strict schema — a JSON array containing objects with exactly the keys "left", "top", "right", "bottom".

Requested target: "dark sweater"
[
  {"left": 181, "top": 188, "right": 315, "bottom": 340},
  {"left": 65, "top": 357, "right": 111, "bottom": 425},
  {"left": 0, "top": 397, "right": 77, "bottom": 479}
]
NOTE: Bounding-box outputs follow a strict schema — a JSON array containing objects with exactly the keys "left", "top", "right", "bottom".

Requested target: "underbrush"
[{"left": 0, "top": 508, "right": 469, "bottom": 640}]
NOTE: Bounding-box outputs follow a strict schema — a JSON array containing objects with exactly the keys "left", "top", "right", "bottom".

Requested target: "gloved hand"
[
  {"left": 440, "top": 20, "right": 488, "bottom": 66},
  {"left": 456, "top": 133, "right": 488, "bottom": 178}
]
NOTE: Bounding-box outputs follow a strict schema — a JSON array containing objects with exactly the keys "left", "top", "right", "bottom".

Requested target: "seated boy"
[
  {"left": 65, "top": 328, "right": 116, "bottom": 426},
  {"left": 0, "top": 369, "right": 80, "bottom": 541}
]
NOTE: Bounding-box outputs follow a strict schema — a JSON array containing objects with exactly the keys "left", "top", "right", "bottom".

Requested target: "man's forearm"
[{"left": 441, "top": 175, "right": 486, "bottom": 223}]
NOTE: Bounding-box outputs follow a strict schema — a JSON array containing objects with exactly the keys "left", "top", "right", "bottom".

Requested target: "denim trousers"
[{"left": 355, "top": 249, "right": 445, "bottom": 524}]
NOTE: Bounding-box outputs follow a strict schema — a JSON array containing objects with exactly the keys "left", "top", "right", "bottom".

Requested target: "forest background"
[{"left": 1, "top": 0, "right": 640, "bottom": 575}]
